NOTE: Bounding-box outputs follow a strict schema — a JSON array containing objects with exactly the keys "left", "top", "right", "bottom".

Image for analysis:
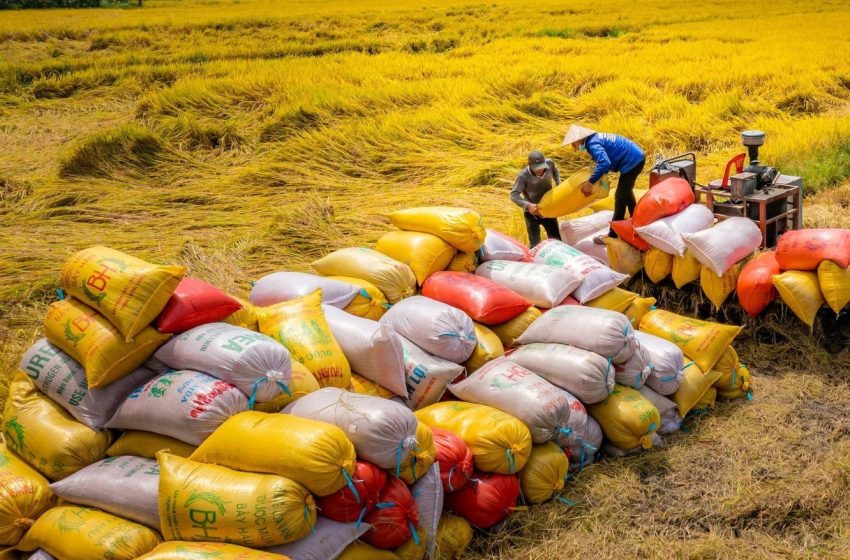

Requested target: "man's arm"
[
  {"left": 587, "top": 140, "right": 611, "bottom": 184},
  {"left": 549, "top": 160, "right": 561, "bottom": 185},
  {"left": 510, "top": 175, "right": 530, "bottom": 210}
]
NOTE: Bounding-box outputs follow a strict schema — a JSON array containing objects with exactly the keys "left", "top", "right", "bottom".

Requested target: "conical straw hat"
[{"left": 562, "top": 124, "right": 597, "bottom": 146}]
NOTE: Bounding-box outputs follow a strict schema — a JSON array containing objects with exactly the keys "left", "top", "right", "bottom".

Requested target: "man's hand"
[
  {"left": 526, "top": 203, "right": 541, "bottom": 216},
  {"left": 580, "top": 181, "right": 594, "bottom": 197}
]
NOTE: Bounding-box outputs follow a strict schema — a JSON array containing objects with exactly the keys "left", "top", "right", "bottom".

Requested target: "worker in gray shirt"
[{"left": 510, "top": 150, "right": 563, "bottom": 247}]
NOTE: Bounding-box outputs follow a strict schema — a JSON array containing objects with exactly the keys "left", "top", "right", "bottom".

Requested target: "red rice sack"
[
  {"left": 155, "top": 277, "right": 242, "bottom": 334},
  {"left": 421, "top": 272, "right": 531, "bottom": 325},
  {"left": 316, "top": 460, "right": 387, "bottom": 523},
  {"left": 632, "top": 177, "right": 694, "bottom": 228},
  {"left": 362, "top": 477, "right": 420, "bottom": 549},
  {"left": 431, "top": 427, "right": 473, "bottom": 493},
  {"left": 737, "top": 252, "right": 781, "bottom": 317},
  {"left": 443, "top": 472, "right": 520, "bottom": 529},
  {"left": 776, "top": 228, "right": 850, "bottom": 270},
  {"left": 610, "top": 219, "right": 650, "bottom": 251}
]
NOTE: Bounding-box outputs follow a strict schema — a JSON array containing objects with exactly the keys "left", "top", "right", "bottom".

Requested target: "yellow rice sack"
[
  {"left": 190, "top": 411, "right": 356, "bottom": 497},
  {"left": 489, "top": 307, "right": 542, "bottom": 348},
  {"left": 58, "top": 246, "right": 185, "bottom": 342},
  {"left": 700, "top": 263, "right": 742, "bottom": 309},
  {"left": 446, "top": 251, "right": 477, "bottom": 273},
  {"left": 107, "top": 430, "right": 196, "bottom": 459},
  {"left": 672, "top": 363, "right": 722, "bottom": 418},
  {"left": 588, "top": 385, "right": 660, "bottom": 450},
  {"left": 773, "top": 271, "right": 824, "bottom": 327},
  {"left": 671, "top": 250, "right": 702, "bottom": 288},
  {"left": 158, "top": 452, "right": 315, "bottom": 547},
  {"left": 415, "top": 402, "right": 531, "bottom": 474},
  {"left": 624, "top": 295, "right": 656, "bottom": 326},
  {"left": 376, "top": 231, "right": 456, "bottom": 285},
  {"left": 639, "top": 309, "right": 742, "bottom": 374},
  {"left": 644, "top": 248, "right": 673, "bottom": 284},
  {"left": 693, "top": 386, "right": 717, "bottom": 411},
  {"left": 223, "top": 297, "right": 259, "bottom": 331},
  {"left": 0, "top": 443, "right": 55, "bottom": 546},
  {"left": 817, "top": 261, "right": 850, "bottom": 314},
  {"left": 519, "top": 442, "right": 568, "bottom": 504},
  {"left": 43, "top": 298, "right": 169, "bottom": 388},
  {"left": 605, "top": 237, "right": 643, "bottom": 276},
  {"left": 313, "top": 248, "right": 417, "bottom": 304},
  {"left": 138, "top": 542, "right": 289, "bottom": 560},
  {"left": 349, "top": 373, "right": 396, "bottom": 400},
  {"left": 388, "top": 207, "right": 485, "bottom": 253},
  {"left": 537, "top": 169, "right": 609, "bottom": 218},
  {"left": 463, "top": 323, "right": 505, "bottom": 373},
  {"left": 585, "top": 287, "right": 638, "bottom": 314},
  {"left": 398, "top": 423, "right": 436, "bottom": 485},
  {"left": 339, "top": 542, "right": 400, "bottom": 560},
  {"left": 712, "top": 347, "right": 752, "bottom": 399},
  {"left": 328, "top": 276, "right": 389, "bottom": 320},
  {"left": 435, "top": 514, "right": 473, "bottom": 560},
  {"left": 590, "top": 188, "right": 648, "bottom": 212},
  {"left": 257, "top": 290, "right": 350, "bottom": 388},
  {"left": 16, "top": 506, "right": 161, "bottom": 559},
  {"left": 395, "top": 527, "right": 427, "bottom": 560},
  {"left": 254, "top": 361, "right": 321, "bottom": 412},
  {"left": 4, "top": 372, "right": 111, "bottom": 481}
]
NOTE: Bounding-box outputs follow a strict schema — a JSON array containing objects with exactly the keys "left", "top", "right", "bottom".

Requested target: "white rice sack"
[
  {"left": 106, "top": 370, "right": 248, "bottom": 445},
  {"left": 635, "top": 331, "right": 684, "bottom": 395},
  {"left": 250, "top": 271, "right": 361, "bottom": 308},
  {"left": 559, "top": 211, "right": 614, "bottom": 246},
  {"left": 411, "top": 463, "right": 444, "bottom": 559},
  {"left": 638, "top": 386, "right": 681, "bottom": 434},
  {"left": 530, "top": 240, "right": 628, "bottom": 302},
  {"left": 49, "top": 456, "right": 159, "bottom": 528},
  {"left": 153, "top": 323, "right": 291, "bottom": 404},
  {"left": 635, "top": 204, "right": 715, "bottom": 256},
  {"left": 401, "top": 337, "right": 465, "bottom": 410},
  {"left": 19, "top": 338, "right": 156, "bottom": 430},
  {"left": 266, "top": 517, "right": 371, "bottom": 560},
  {"left": 379, "top": 295, "right": 476, "bottom": 363},
  {"left": 602, "top": 432, "right": 664, "bottom": 458},
  {"left": 480, "top": 229, "right": 529, "bottom": 262},
  {"left": 508, "top": 343, "right": 613, "bottom": 404},
  {"left": 614, "top": 343, "right": 652, "bottom": 389},
  {"left": 475, "top": 260, "right": 582, "bottom": 308},
  {"left": 515, "top": 305, "right": 636, "bottom": 364},
  {"left": 322, "top": 305, "right": 407, "bottom": 397},
  {"left": 284, "top": 388, "right": 418, "bottom": 472},
  {"left": 569, "top": 410, "right": 602, "bottom": 471},
  {"left": 448, "top": 357, "right": 572, "bottom": 445},
  {"left": 681, "top": 217, "right": 762, "bottom": 276},
  {"left": 573, "top": 234, "right": 611, "bottom": 266},
  {"left": 28, "top": 552, "right": 55, "bottom": 560}
]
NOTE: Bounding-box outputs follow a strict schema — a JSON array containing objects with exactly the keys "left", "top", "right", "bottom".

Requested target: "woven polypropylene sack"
[
  {"left": 106, "top": 370, "right": 247, "bottom": 446},
  {"left": 43, "top": 299, "right": 169, "bottom": 389},
  {"left": 398, "top": 422, "right": 437, "bottom": 485},
  {"left": 58, "top": 245, "right": 185, "bottom": 342},
  {"left": 421, "top": 272, "right": 531, "bottom": 325},
  {"left": 634, "top": 204, "right": 714, "bottom": 256},
  {"left": 638, "top": 386, "right": 681, "bottom": 434},
  {"left": 3, "top": 372, "right": 111, "bottom": 481},
  {"left": 253, "top": 362, "right": 321, "bottom": 413},
  {"left": 587, "top": 385, "right": 660, "bottom": 450},
  {"left": 446, "top": 251, "right": 478, "bottom": 273},
  {"left": 537, "top": 168, "right": 610, "bottom": 218},
  {"left": 614, "top": 343, "right": 652, "bottom": 389},
  {"left": 394, "top": 527, "right": 427, "bottom": 560},
  {"left": 480, "top": 230, "right": 530, "bottom": 262},
  {"left": 671, "top": 364, "right": 722, "bottom": 418},
  {"left": 488, "top": 306, "right": 541, "bottom": 348},
  {"left": 737, "top": 252, "right": 781, "bottom": 317},
  {"left": 316, "top": 460, "right": 386, "bottom": 523},
  {"left": 573, "top": 232, "right": 611, "bottom": 265},
  {"left": 435, "top": 514, "right": 472, "bottom": 560},
  {"left": 257, "top": 290, "right": 350, "bottom": 389},
  {"left": 463, "top": 323, "right": 504, "bottom": 374},
  {"left": 376, "top": 231, "right": 456, "bottom": 285},
  {"left": 671, "top": 250, "right": 702, "bottom": 288},
  {"left": 401, "top": 337, "right": 464, "bottom": 411},
  {"left": 410, "top": 464, "right": 444, "bottom": 559},
  {"left": 448, "top": 357, "right": 572, "bottom": 445},
  {"left": 312, "top": 248, "right": 417, "bottom": 304},
  {"left": 339, "top": 542, "right": 400, "bottom": 560},
  {"left": 154, "top": 323, "right": 292, "bottom": 404},
  {"left": 624, "top": 295, "right": 656, "bottom": 327},
  {"left": 251, "top": 271, "right": 362, "bottom": 308},
  {"left": 158, "top": 452, "right": 315, "bottom": 547},
  {"left": 590, "top": 188, "right": 648, "bottom": 213},
  {"left": 50, "top": 456, "right": 158, "bottom": 528},
  {"left": 530, "top": 240, "right": 628, "bottom": 303},
  {"left": 605, "top": 237, "right": 644, "bottom": 277},
  {"left": 631, "top": 177, "right": 693, "bottom": 228},
  {"left": 639, "top": 309, "right": 741, "bottom": 374},
  {"left": 644, "top": 248, "right": 673, "bottom": 284},
  {"left": 190, "top": 411, "right": 356, "bottom": 497},
  {"left": 327, "top": 276, "right": 390, "bottom": 321},
  {"left": 602, "top": 432, "right": 665, "bottom": 458},
  {"left": 380, "top": 296, "right": 477, "bottom": 362},
  {"left": 285, "top": 388, "right": 418, "bottom": 472},
  {"left": 711, "top": 346, "right": 752, "bottom": 400},
  {"left": 773, "top": 270, "right": 825, "bottom": 327},
  {"left": 431, "top": 427, "right": 473, "bottom": 494},
  {"left": 610, "top": 219, "right": 650, "bottom": 251},
  {"left": 568, "top": 413, "right": 602, "bottom": 471},
  {"left": 388, "top": 207, "right": 485, "bottom": 253},
  {"left": 475, "top": 260, "right": 581, "bottom": 309},
  {"left": 519, "top": 442, "right": 568, "bottom": 504},
  {"left": 138, "top": 542, "right": 288, "bottom": 560},
  {"left": 222, "top": 296, "right": 259, "bottom": 331},
  {"left": 19, "top": 338, "right": 155, "bottom": 430},
  {"left": 267, "top": 518, "right": 370, "bottom": 559},
  {"left": 0, "top": 443, "right": 54, "bottom": 546},
  {"left": 322, "top": 305, "right": 406, "bottom": 397},
  {"left": 155, "top": 277, "right": 242, "bottom": 334},
  {"left": 106, "top": 431, "right": 196, "bottom": 460},
  {"left": 443, "top": 472, "right": 520, "bottom": 529},
  {"left": 584, "top": 287, "right": 638, "bottom": 314},
  {"left": 559, "top": 211, "right": 613, "bottom": 246},
  {"left": 362, "top": 476, "right": 419, "bottom": 549},
  {"left": 635, "top": 331, "right": 684, "bottom": 395},
  {"left": 508, "top": 343, "right": 612, "bottom": 404},
  {"left": 415, "top": 402, "right": 531, "bottom": 475},
  {"left": 515, "top": 305, "right": 635, "bottom": 364},
  {"left": 681, "top": 217, "right": 762, "bottom": 277},
  {"left": 349, "top": 373, "right": 398, "bottom": 400},
  {"left": 16, "top": 507, "right": 160, "bottom": 559},
  {"left": 775, "top": 228, "right": 850, "bottom": 270},
  {"left": 701, "top": 262, "right": 743, "bottom": 309}
]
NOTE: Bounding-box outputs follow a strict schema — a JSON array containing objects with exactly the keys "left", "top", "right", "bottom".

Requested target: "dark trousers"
[
  {"left": 609, "top": 157, "right": 646, "bottom": 238},
  {"left": 524, "top": 212, "right": 561, "bottom": 248}
]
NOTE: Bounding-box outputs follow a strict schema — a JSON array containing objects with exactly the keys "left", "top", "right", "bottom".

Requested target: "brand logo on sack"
[
  {"left": 81, "top": 257, "right": 127, "bottom": 305},
  {"left": 185, "top": 489, "right": 229, "bottom": 539}
]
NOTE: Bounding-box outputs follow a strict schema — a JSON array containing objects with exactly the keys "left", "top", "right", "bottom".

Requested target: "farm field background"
[{"left": 2, "top": 0, "right": 850, "bottom": 557}]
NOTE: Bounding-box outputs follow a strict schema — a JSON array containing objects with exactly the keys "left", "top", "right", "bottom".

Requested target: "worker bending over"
[
  {"left": 510, "top": 150, "right": 563, "bottom": 248},
  {"left": 563, "top": 125, "right": 646, "bottom": 244}
]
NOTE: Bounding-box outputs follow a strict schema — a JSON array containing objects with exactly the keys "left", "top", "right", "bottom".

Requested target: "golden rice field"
[{"left": 2, "top": 0, "right": 850, "bottom": 557}]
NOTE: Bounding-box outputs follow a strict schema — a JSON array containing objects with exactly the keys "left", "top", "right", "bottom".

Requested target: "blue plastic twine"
[
  {"left": 304, "top": 504, "right": 316, "bottom": 534},
  {"left": 342, "top": 469, "right": 361, "bottom": 504},
  {"left": 505, "top": 449, "right": 517, "bottom": 473},
  {"left": 247, "top": 378, "right": 291, "bottom": 410},
  {"left": 56, "top": 288, "right": 66, "bottom": 301},
  {"left": 730, "top": 367, "right": 737, "bottom": 389},
  {"left": 395, "top": 442, "right": 405, "bottom": 477},
  {"left": 356, "top": 506, "right": 367, "bottom": 529},
  {"left": 410, "top": 520, "right": 421, "bottom": 545},
  {"left": 557, "top": 496, "right": 576, "bottom": 506}
]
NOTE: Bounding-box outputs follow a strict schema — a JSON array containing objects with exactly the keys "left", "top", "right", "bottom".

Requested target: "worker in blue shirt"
[{"left": 562, "top": 125, "right": 646, "bottom": 244}]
